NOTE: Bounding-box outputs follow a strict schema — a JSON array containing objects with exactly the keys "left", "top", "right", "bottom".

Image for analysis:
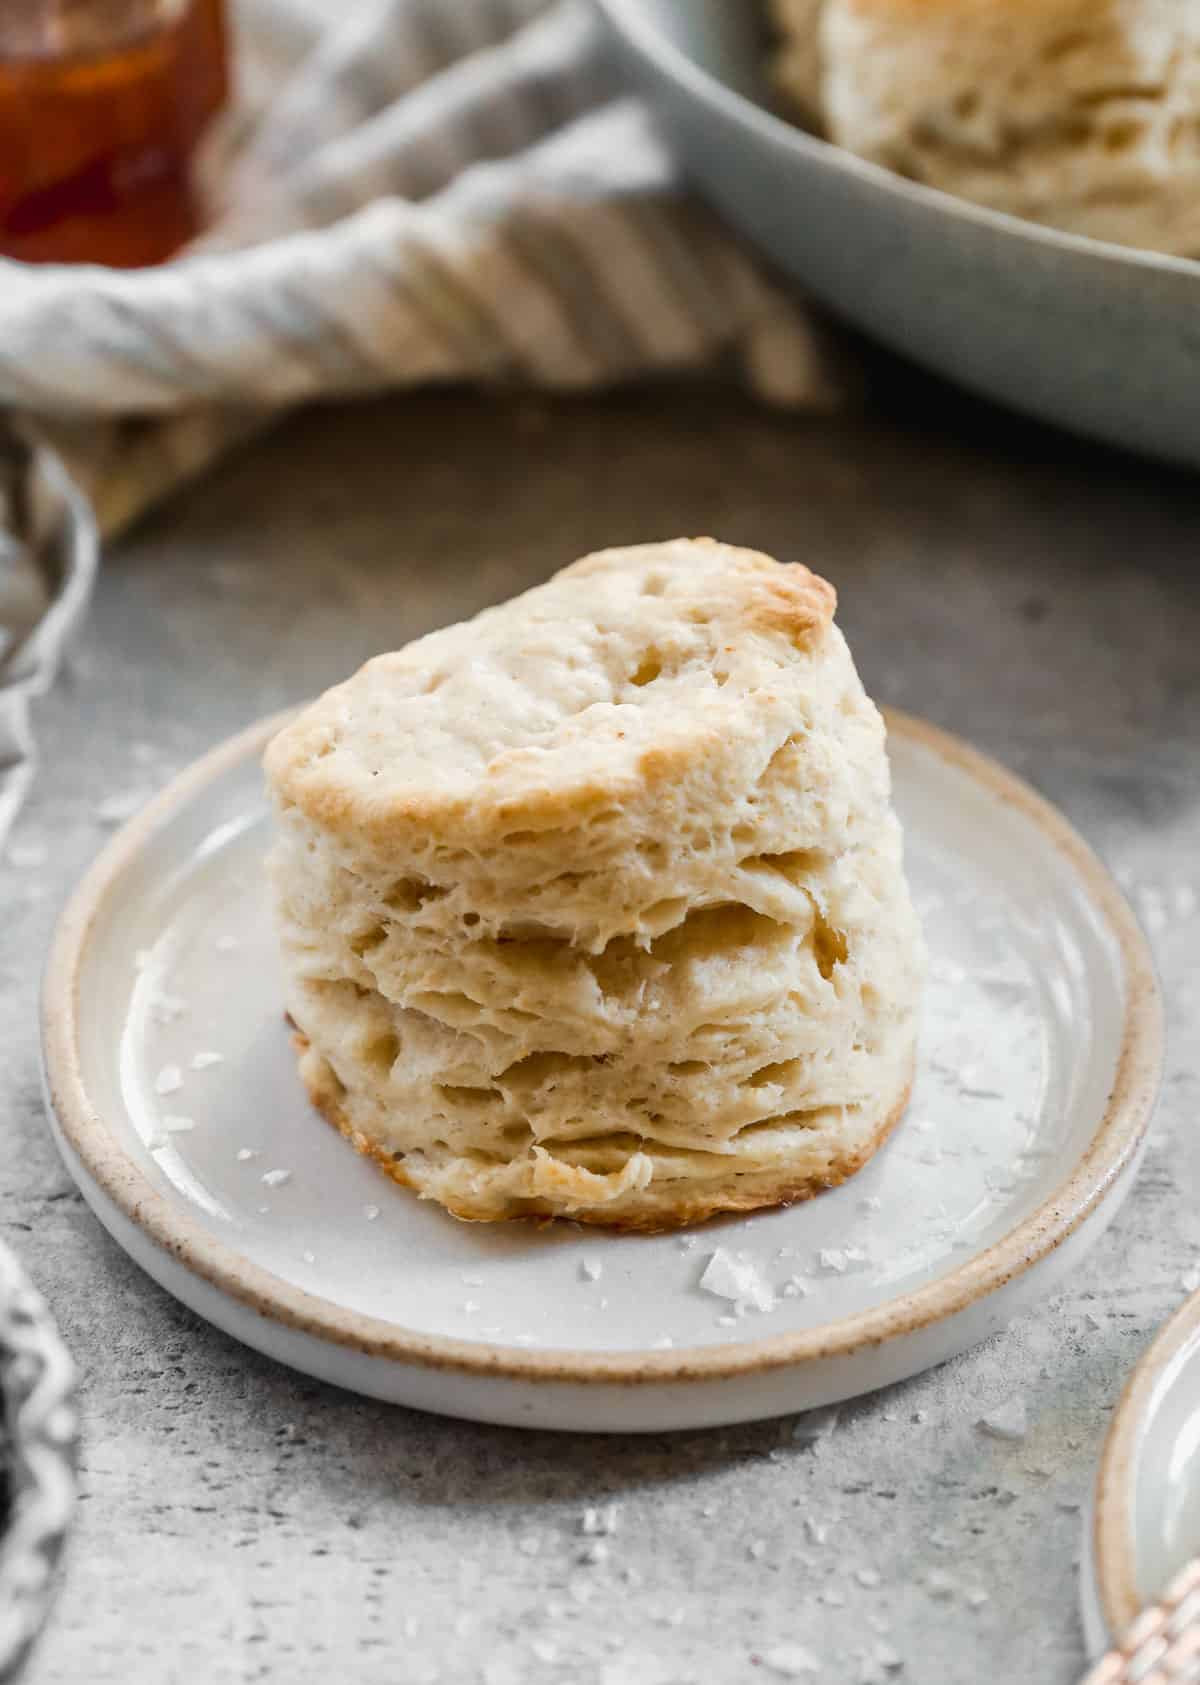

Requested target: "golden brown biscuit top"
[{"left": 264, "top": 538, "right": 836, "bottom": 839}]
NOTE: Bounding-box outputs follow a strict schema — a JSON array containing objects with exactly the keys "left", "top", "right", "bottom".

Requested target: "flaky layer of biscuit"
[{"left": 295, "top": 1026, "right": 915, "bottom": 1231}]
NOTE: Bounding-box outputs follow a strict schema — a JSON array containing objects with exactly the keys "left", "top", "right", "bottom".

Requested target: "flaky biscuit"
[
  {"left": 265, "top": 538, "right": 922, "bottom": 1228},
  {"left": 808, "top": 0, "right": 1200, "bottom": 255}
]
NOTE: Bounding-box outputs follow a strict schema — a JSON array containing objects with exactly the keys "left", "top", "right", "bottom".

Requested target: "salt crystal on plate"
[
  {"left": 150, "top": 994, "right": 187, "bottom": 1023},
  {"left": 155, "top": 1065, "right": 182, "bottom": 1096},
  {"left": 191, "top": 1051, "right": 222, "bottom": 1070},
  {"left": 781, "top": 1277, "right": 811, "bottom": 1299},
  {"left": 7, "top": 842, "right": 47, "bottom": 869},
  {"left": 530, "top": 1639, "right": 557, "bottom": 1664},
  {"left": 302, "top": 1251, "right": 316, "bottom": 1265},
  {"left": 579, "top": 1541, "right": 609, "bottom": 1566},
  {"left": 856, "top": 1568, "right": 881, "bottom": 1588},
  {"left": 978, "top": 1398, "right": 1028, "bottom": 1442},
  {"left": 817, "top": 1249, "right": 848, "bottom": 1274},
  {"left": 966, "top": 1589, "right": 989, "bottom": 1609},
  {"left": 717, "top": 1315, "right": 738, "bottom": 1327},
  {"left": 876, "top": 1642, "right": 903, "bottom": 1671},
  {"left": 216, "top": 935, "right": 239, "bottom": 952},
  {"left": 748, "top": 1540, "right": 767, "bottom": 1560},
  {"left": 858, "top": 1196, "right": 882, "bottom": 1213},
  {"left": 163, "top": 1116, "right": 195, "bottom": 1133},
  {"left": 762, "top": 1643, "right": 820, "bottom": 1677},
  {"left": 261, "top": 1169, "right": 292, "bottom": 1189},
  {"left": 1182, "top": 1265, "right": 1200, "bottom": 1294},
  {"left": 364, "top": 1205, "right": 380, "bottom": 1222},
  {"left": 95, "top": 790, "right": 150, "bottom": 827},
  {"left": 579, "top": 1260, "right": 603, "bottom": 1283},
  {"left": 699, "top": 1247, "right": 775, "bottom": 1312},
  {"left": 926, "top": 1570, "right": 956, "bottom": 1600},
  {"left": 517, "top": 1535, "right": 541, "bottom": 1557},
  {"left": 461, "top": 1301, "right": 480, "bottom": 1314},
  {"left": 237, "top": 1148, "right": 258, "bottom": 1162},
  {"left": 803, "top": 1519, "right": 827, "bottom": 1545},
  {"left": 581, "top": 1505, "right": 619, "bottom": 1536},
  {"left": 821, "top": 1588, "right": 845, "bottom": 1607}
]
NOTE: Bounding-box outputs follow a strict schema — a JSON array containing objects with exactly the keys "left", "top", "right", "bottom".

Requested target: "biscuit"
[
  {"left": 265, "top": 538, "right": 923, "bottom": 1228},
  {"left": 813, "top": 0, "right": 1200, "bottom": 254}
]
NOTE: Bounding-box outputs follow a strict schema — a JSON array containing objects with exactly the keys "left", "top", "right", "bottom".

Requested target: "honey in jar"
[{"left": 0, "top": 0, "right": 229, "bottom": 267}]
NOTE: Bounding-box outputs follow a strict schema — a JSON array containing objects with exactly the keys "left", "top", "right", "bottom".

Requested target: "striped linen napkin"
[{"left": 0, "top": 0, "right": 840, "bottom": 850}]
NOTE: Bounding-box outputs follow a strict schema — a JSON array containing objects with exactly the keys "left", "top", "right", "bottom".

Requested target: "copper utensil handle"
[{"left": 1084, "top": 1561, "right": 1200, "bottom": 1685}]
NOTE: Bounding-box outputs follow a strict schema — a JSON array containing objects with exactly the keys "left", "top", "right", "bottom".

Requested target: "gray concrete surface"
[{"left": 3, "top": 383, "right": 1198, "bottom": 1685}]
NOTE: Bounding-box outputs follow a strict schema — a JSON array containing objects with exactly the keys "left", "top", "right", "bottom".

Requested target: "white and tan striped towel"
[{"left": 0, "top": 0, "right": 838, "bottom": 849}]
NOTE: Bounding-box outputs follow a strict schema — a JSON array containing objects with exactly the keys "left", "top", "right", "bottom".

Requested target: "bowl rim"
[
  {"left": 40, "top": 705, "right": 1163, "bottom": 1388},
  {"left": 0, "top": 1239, "right": 78, "bottom": 1680},
  {"left": 1092, "top": 1287, "right": 1200, "bottom": 1637},
  {"left": 593, "top": 0, "right": 1200, "bottom": 281}
]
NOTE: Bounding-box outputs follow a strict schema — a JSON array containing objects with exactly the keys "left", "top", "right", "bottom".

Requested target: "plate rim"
[
  {"left": 41, "top": 707, "right": 1163, "bottom": 1388},
  {"left": 1092, "top": 1286, "right": 1200, "bottom": 1637}
]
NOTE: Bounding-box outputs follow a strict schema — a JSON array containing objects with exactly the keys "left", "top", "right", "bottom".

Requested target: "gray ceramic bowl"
[
  {"left": 0, "top": 1242, "right": 76, "bottom": 1682},
  {"left": 595, "top": 0, "right": 1200, "bottom": 469}
]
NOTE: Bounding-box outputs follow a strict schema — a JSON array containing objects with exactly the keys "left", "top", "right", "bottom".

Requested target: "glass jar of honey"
[{"left": 0, "top": 0, "right": 229, "bottom": 267}]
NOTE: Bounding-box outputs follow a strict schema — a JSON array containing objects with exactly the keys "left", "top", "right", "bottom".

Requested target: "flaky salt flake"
[
  {"left": 748, "top": 1540, "right": 767, "bottom": 1560},
  {"left": 302, "top": 1251, "right": 315, "bottom": 1265},
  {"left": 95, "top": 789, "right": 150, "bottom": 827},
  {"left": 926, "top": 1570, "right": 956, "bottom": 1600},
  {"left": 792, "top": 1407, "right": 839, "bottom": 1445},
  {"left": 762, "top": 1643, "right": 820, "bottom": 1677},
  {"left": 261, "top": 1169, "right": 292, "bottom": 1189},
  {"left": 978, "top": 1398, "right": 1028, "bottom": 1442},
  {"left": 875, "top": 1642, "right": 903, "bottom": 1671},
  {"left": 215, "top": 935, "right": 239, "bottom": 952},
  {"left": 1182, "top": 1265, "right": 1200, "bottom": 1294},
  {"left": 191, "top": 1050, "right": 223, "bottom": 1070},
  {"left": 678, "top": 1235, "right": 698, "bottom": 1251},
  {"left": 364, "top": 1205, "right": 380, "bottom": 1222},
  {"left": 781, "top": 1277, "right": 811, "bottom": 1299},
  {"left": 856, "top": 1567, "right": 881, "bottom": 1588},
  {"left": 858, "top": 1195, "right": 882, "bottom": 1213},
  {"left": 579, "top": 1260, "right": 603, "bottom": 1283},
  {"left": 966, "top": 1589, "right": 989, "bottom": 1609},
  {"left": 817, "top": 1248, "right": 848, "bottom": 1274},
  {"left": 803, "top": 1518, "right": 827, "bottom": 1545},
  {"left": 517, "top": 1534, "right": 540, "bottom": 1557},
  {"left": 530, "top": 1639, "right": 557, "bottom": 1664},
  {"left": 699, "top": 1248, "right": 775, "bottom": 1312},
  {"left": 821, "top": 1588, "right": 845, "bottom": 1607},
  {"left": 155, "top": 1064, "right": 183, "bottom": 1096},
  {"left": 460, "top": 1301, "right": 480, "bottom": 1314},
  {"left": 579, "top": 1539, "right": 609, "bottom": 1566},
  {"left": 163, "top": 1115, "right": 195, "bottom": 1133},
  {"left": 6, "top": 841, "right": 47, "bottom": 869},
  {"left": 150, "top": 993, "right": 187, "bottom": 1023},
  {"left": 581, "top": 1504, "right": 619, "bottom": 1536},
  {"left": 237, "top": 1148, "right": 258, "bottom": 1162}
]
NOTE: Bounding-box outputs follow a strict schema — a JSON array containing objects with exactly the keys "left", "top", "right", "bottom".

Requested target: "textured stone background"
[{"left": 4, "top": 381, "right": 1198, "bottom": 1684}]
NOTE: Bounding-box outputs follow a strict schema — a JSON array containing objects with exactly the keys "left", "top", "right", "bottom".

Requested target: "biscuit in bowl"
[
  {"left": 264, "top": 539, "right": 923, "bottom": 1229},
  {"left": 774, "top": 0, "right": 1200, "bottom": 256}
]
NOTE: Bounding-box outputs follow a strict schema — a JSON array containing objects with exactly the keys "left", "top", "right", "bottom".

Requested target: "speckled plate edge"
[
  {"left": 1086, "top": 1288, "right": 1200, "bottom": 1652},
  {"left": 0, "top": 1238, "right": 78, "bottom": 1681},
  {"left": 40, "top": 708, "right": 1162, "bottom": 1396}
]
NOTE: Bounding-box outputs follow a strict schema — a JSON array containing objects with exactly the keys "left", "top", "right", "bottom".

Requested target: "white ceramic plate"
[
  {"left": 41, "top": 711, "right": 1161, "bottom": 1432},
  {"left": 1082, "top": 1290, "right": 1200, "bottom": 1656}
]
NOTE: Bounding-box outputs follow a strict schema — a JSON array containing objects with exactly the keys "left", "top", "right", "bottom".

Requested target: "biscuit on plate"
[
  {"left": 776, "top": 0, "right": 1200, "bottom": 255},
  {"left": 264, "top": 538, "right": 922, "bottom": 1229}
]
